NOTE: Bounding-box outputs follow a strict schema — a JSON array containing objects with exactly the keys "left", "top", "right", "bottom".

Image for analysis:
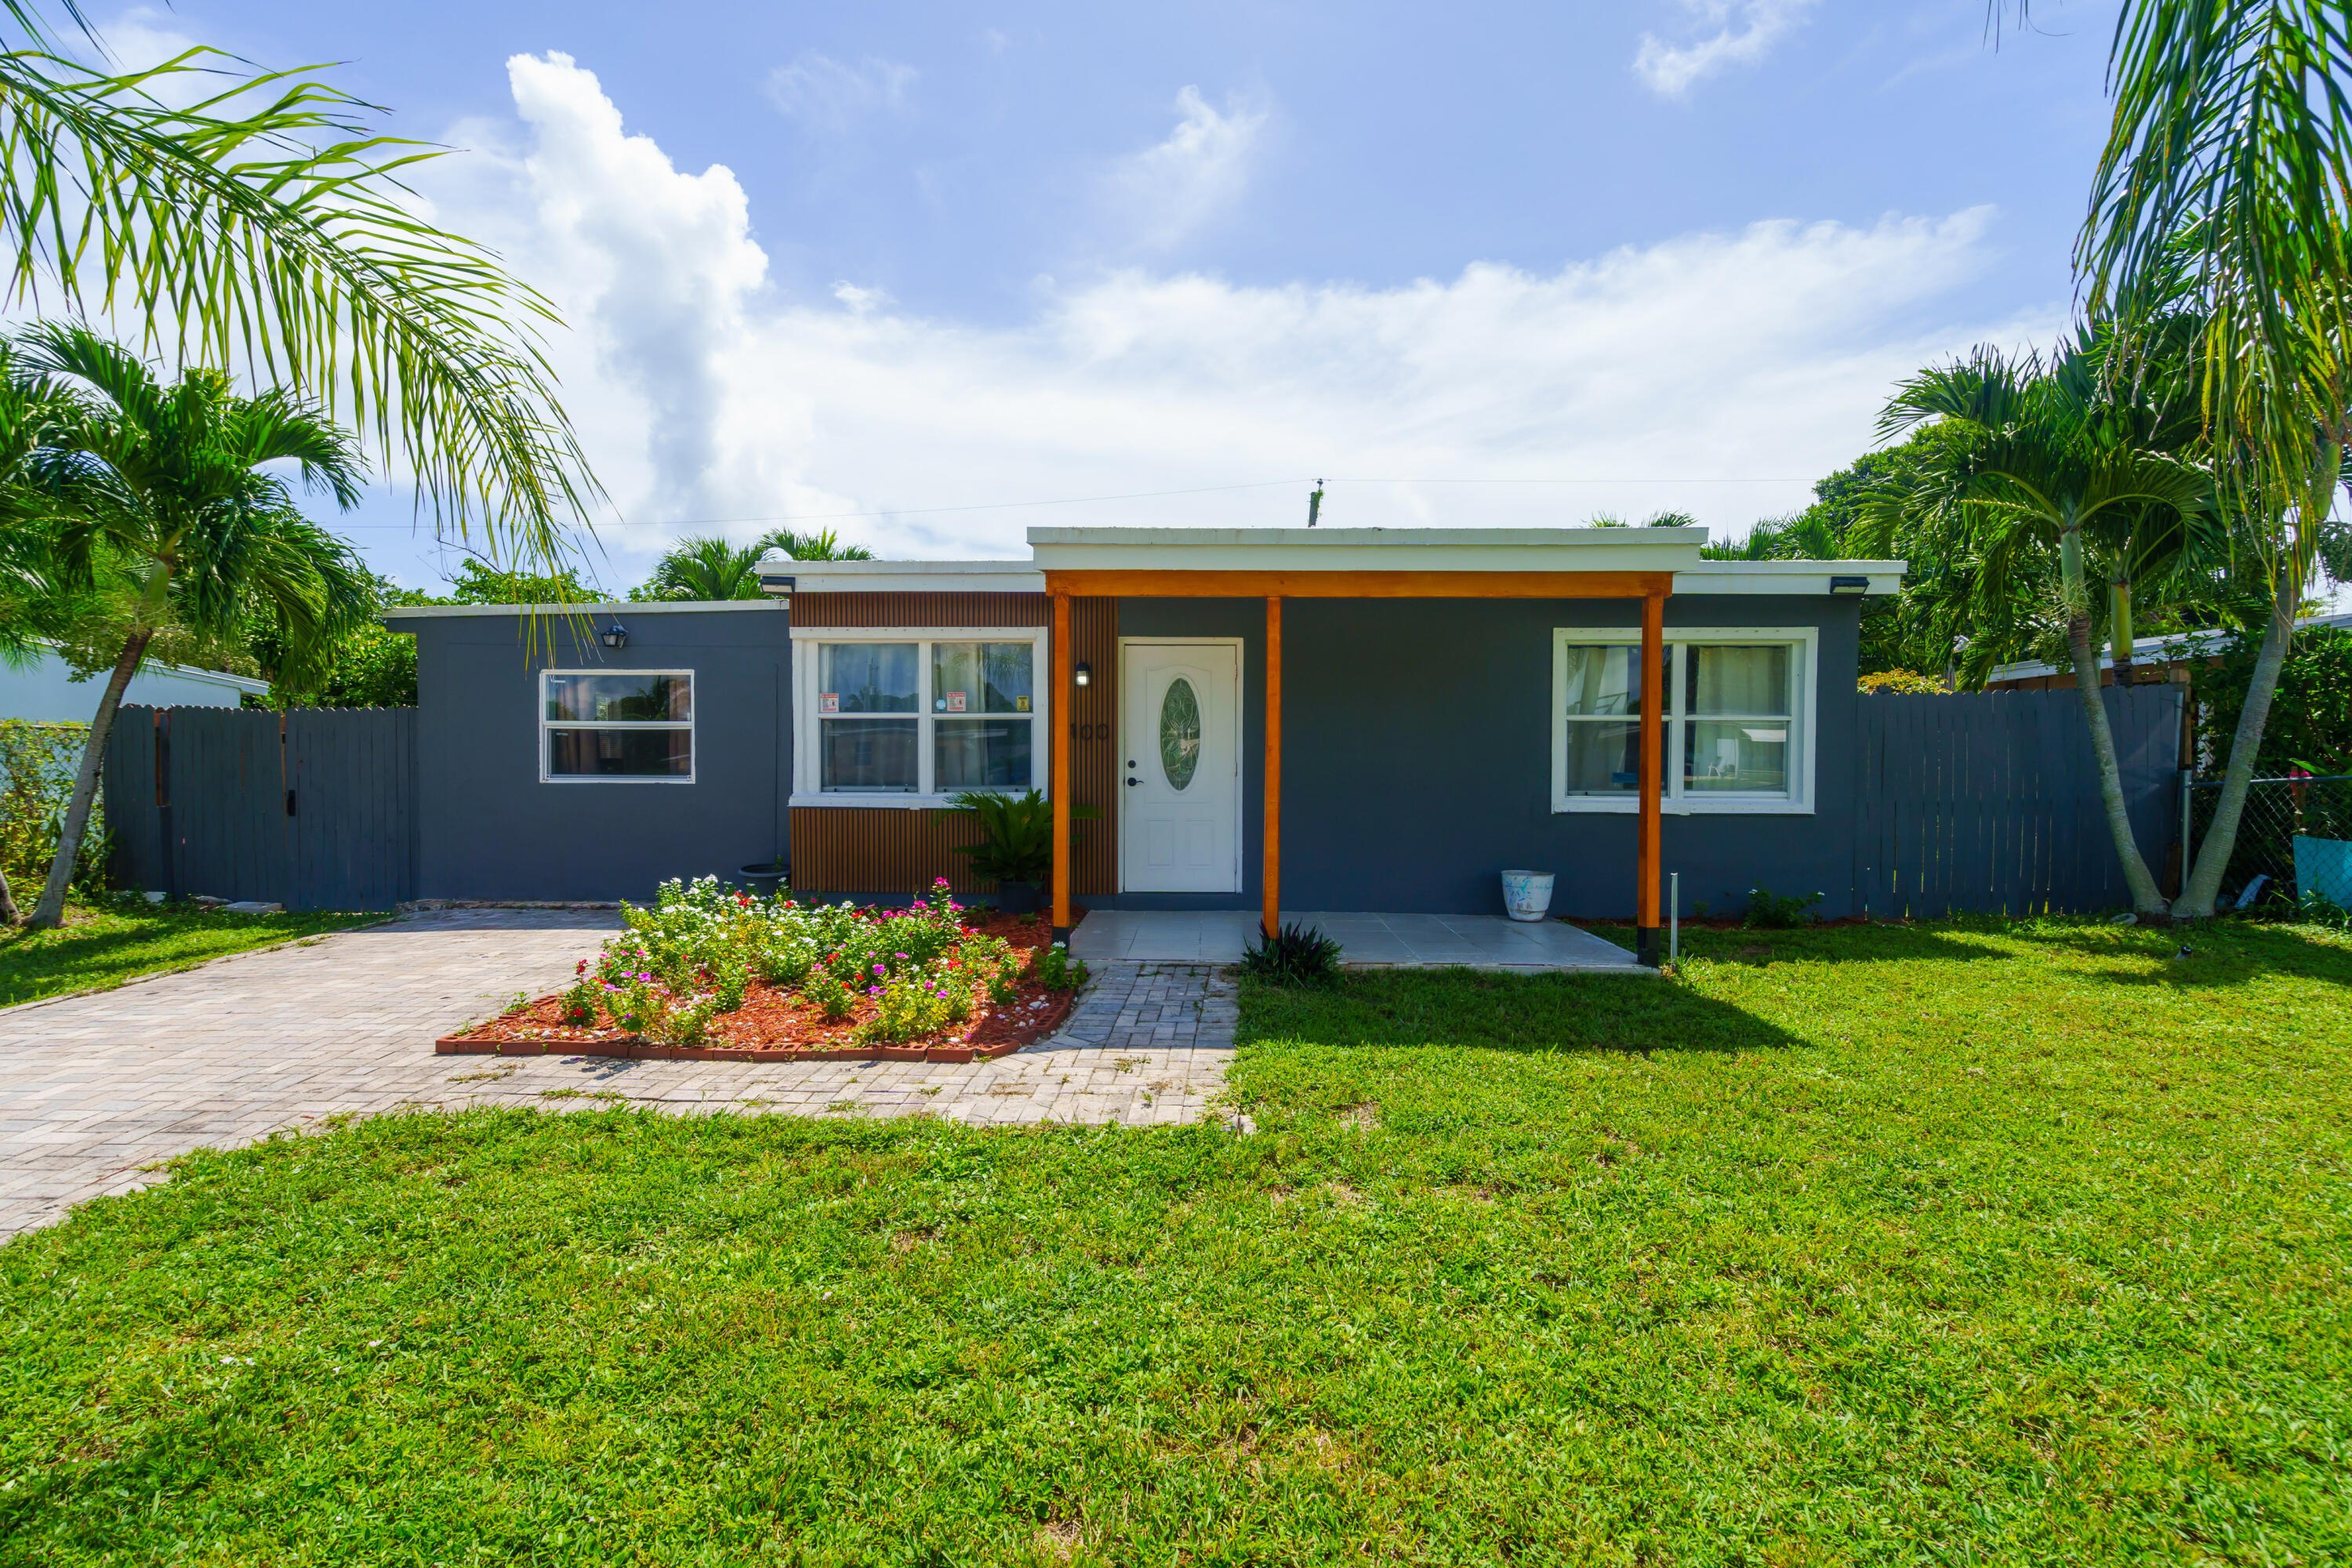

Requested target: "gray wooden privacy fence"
[
  {"left": 104, "top": 704, "right": 417, "bottom": 911},
  {"left": 1849, "top": 685, "right": 2184, "bottom": 918},
  {"left": 103, "top": 686, "right": 2183, "bottom": 918}
]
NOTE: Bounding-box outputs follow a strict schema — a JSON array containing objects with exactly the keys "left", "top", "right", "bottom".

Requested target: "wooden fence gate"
[
  {"left": 1849, "top": 685, "right": 2184, "bottom": 917},
  {"left": 104, "top": 705, "right": 417, "bottom": 911}
]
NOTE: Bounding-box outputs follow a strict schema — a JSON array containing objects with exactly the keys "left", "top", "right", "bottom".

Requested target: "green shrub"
[
  {"left": 1744, "top": 885, "right": 1824, "bottom": 929},
  {"left": 1240, "top": 921, "right": 1343, "bottom": 985},
  {"left": 1026, "top": 942, "right": 1087, "bottom": 993}
]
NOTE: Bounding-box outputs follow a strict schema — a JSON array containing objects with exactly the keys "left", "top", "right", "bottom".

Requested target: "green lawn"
[
  {"left": 0, "top": 902, "right": 376, "bottom": 1009},
  {"left": 2, "top": 918, "right": 2348, "bottom": 1564}
]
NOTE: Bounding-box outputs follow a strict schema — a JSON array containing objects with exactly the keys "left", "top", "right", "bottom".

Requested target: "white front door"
[{"left": 1121, "top": 641, "right": 1242, "bottom": 892}]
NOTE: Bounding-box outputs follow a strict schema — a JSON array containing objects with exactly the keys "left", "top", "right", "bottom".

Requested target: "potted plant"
[
  {"left": 738, "top": 848, "right": 789, "bottom": 897},
  {"left": 946, "top": 789, "right": 1098, "bottom": 913}
]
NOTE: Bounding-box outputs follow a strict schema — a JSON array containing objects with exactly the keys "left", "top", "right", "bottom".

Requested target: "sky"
[{"left": 82, "top": 1, "right": 2128, "bottom": 593}]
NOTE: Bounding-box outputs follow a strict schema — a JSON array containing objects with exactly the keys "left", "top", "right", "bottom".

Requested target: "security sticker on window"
[
  {"left": 820, "top": 693, "right": 839, "bottom": 714},
  {"left": 946, "top": 691, "right": 967, "bottom": 713},
  {"left": 1015, "top": 695, "right": 1030, "bottom": 712}
]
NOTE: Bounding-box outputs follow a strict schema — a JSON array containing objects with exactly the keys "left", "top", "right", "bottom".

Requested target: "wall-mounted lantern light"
[
  {"left": 600, "top": 621, "right": 630, "bottom": 650},
  {"left": 1828, "top": 576, "right": 1870, "bottom": 597},
  {"left": 1074, "top": 661, "right": 1092, "bottom": 688}
]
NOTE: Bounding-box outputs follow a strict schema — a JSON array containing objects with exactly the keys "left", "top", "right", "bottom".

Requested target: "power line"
[{"left": 325, "top": 474, "right": 1813, "bottom": 530}]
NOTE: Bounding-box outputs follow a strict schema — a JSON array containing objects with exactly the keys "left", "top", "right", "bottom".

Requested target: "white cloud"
[
  {"left": 411, "top": 53, "right": 2059, "bottom": 580},
  {"left": 1105, "top": 85, "right": 1267, "bottom": 252},
  {"left": 765, "top": 53, "right": 916, "bottom": 133},
  {"left": 1635, "top": 1, "right": 1820, "bottom": 96}
]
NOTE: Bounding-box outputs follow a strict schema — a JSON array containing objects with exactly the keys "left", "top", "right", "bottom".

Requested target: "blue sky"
[{"left": 100, "top": 2, "right": 2125, "bottom": 591}]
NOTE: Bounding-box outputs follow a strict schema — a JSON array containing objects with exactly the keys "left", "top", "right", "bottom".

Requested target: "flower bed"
[{"left": 437, "top": 878, "right": 1087, "bottom": 1063}]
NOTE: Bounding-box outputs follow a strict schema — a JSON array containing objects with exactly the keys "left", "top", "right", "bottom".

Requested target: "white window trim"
[
  {"left": 789, "top": 626, "right": 1051, "bottom": 808},
  {"left": 539, "top": 668, "right": 696, "bottom": 785},
  {"left": 1551, "top": 626, "right": 1818, "bottom": 815}
]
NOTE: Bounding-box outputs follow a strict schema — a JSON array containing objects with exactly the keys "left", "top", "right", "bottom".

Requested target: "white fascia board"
[
  {"left": 1027, "top": 524, "right": 1711, "bottom": 575},
  {"left": 777, "top": 559, "right": 1047, "bottom": 593},
  {"left": 382, "top": 600, "right": 786, "bottom": 620},
  {"left": 1672, "top": 560, "right": 1909, "bottom": 596}
]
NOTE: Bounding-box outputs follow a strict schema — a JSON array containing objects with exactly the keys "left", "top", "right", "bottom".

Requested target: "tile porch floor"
[{"left": 1069, "top": 909, "right": 1649, "bottom": 971}]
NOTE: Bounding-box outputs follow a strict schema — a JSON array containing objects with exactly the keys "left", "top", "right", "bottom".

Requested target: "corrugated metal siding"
[
  {"left": 789, "top": 806, "right": 994, "bottom": 895},
  {"left": 786, "top": 592, "right": 1117, "bottom": 898},
  {"left": 789, "top": 592, "right": 1051, "bottom": 628},
  {"left": 1069, "top": 597, "right": 1116, "bottom": 894}
]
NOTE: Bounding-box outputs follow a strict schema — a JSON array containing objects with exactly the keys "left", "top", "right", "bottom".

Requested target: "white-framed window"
[
  {"left": 1552, "top": 627, "right": 1817, "bottom": 815},
  {"left": 540, "top": 669, "right": 695, "bottom": 783},
  {"left": 790, "top": 626, "right": 1050, "bottom": 807}
]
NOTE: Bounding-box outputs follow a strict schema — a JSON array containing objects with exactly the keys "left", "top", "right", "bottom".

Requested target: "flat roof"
[{"left": 383, "top": 600, "right": 785, "bottom": 619}]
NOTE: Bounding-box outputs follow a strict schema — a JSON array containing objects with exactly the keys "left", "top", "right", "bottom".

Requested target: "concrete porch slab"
[{"left": 1069, "top": 909, "right": 1649, "bottom": 972}]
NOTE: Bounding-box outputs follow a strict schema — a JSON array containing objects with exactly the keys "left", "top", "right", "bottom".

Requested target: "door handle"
[{"left": 1125, "top": 777, "right": 1140, "bottom": 787}]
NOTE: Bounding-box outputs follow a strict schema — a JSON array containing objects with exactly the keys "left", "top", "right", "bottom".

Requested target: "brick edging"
[{"left": 435, "top": 989, "right": 1078, "bottom": 1066}]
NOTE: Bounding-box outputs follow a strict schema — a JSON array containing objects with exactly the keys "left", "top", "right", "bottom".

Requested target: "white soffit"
[
  {"left": 771, "top": 557, "right": 1047, "bottom": 593},
  {"left": 1026, "top": 525, "right": 1711, "bottom": 575},
  {"left": 1672, "top": 561, "right": 1908, "bottom": 596}
]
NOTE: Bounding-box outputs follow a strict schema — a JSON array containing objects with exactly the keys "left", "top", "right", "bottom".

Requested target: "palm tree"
[
  {"left": 0, "top": 5, "right": 596, "bottom": 581},
  {"left": 757, "top": 526, "right": 874, "bottom": 561},
  {"left": 641, "top": 535, "right": 767, "bottom": 601},
  {"left": 1994, "top": 0, "right": 2352, "bottom": 916},
  {"left": 1864, "top": 341, "right": 2213, "bottom": 917},
  {"left": 12, "top": 322, "right": 374, "bottom": 930}
]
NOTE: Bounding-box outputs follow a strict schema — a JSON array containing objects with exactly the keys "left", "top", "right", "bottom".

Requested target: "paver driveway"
[{"left": 0, "top": 910, "right": 1236, "bottom": 1240}]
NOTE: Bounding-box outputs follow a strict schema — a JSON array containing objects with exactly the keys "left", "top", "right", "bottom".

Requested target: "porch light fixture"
[
  {"left": 599, "top": 621, "right": 630, "bottom": 650},
  {"left": 1828, "top": 576, "right": 1870, "bottom": 596},
  {"left": 1074, "top": 661, "right": 1091, "bottom": 688}
]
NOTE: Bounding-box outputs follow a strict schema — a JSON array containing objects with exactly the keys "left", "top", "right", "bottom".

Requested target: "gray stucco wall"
[
  {"left": 411, "top": 608, "right": 789, "bottom": 902},
  {"left": 1115, "top": 595, "right": 1863, "bottom": 918}
]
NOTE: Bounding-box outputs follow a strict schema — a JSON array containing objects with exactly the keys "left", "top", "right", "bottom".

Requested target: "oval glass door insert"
[{"left": 1159, "top": 677, "right": 1201, "bottom": 791}]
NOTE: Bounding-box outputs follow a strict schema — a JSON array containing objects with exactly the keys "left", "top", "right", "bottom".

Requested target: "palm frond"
[{"left": 0, "top": 26, "right": 599, "bottom": 576}]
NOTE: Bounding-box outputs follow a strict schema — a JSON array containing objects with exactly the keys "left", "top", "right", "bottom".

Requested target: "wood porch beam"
[
  {"left": 1263, "top": 595, "right": 1282, "bottom": 941},
  {"left": 1637, "top": 587, "right": 1664, "bottom": 967},
  {"left": 1041, "top": 569, "right": 1672, "bottom": 600},
  {"left": 1051, "top": 591, "right": 1073, "bottom": 941}
]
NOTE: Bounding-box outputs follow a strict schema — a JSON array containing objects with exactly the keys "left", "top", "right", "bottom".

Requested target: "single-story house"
[
  {"left": 1983, "top": 609, "right": 2352, "bottom": 691},
  {"left": 3, "top": 641, "right": 269, "bottom": 722},
  {"left": 386, "top": 525, "right": 1904, "bottom": 964}
]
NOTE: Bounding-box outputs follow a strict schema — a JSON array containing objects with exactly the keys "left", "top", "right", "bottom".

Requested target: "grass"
[
  {"left": 0, "top": 900, "right": 376, "bottom": 1009},
  {"left": 2, "top": 916, "right": 2348, "bottom": 1563}
]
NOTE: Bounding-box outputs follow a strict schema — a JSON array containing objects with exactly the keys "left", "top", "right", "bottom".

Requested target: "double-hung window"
[
  {"left": 793, "top": 627, "right": 1048, "bottom": 804},
  {"left": 541, "top": 670, "right": 694, "bottom": 782},
  {"left": 1552, "top": 628, "right": 1815, "bottom": 813}
]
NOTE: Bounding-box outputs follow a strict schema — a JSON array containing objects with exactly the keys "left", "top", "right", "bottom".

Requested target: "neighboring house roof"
[
  {"left": 2, "top": 643, "right": 269, "bottom": 723},
  {"left": 1984, "top": 610, "right": 2352, "bottom": 684},
  {"left": 757, "top": 526, "right": 1907, "bottom": 597}
]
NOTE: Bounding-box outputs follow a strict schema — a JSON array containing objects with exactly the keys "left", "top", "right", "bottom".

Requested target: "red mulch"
[{"left": 436, "top": 909, "right": 1078, "bottom": 1062}]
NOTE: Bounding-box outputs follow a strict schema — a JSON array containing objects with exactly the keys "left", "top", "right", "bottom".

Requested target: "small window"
[
  {"left": 1552, "top": 630, "right": 1814, "bottom": 814},
  {"left": 794, "top": 630, "right": 1049, "bottom": 806},
  {"left": 543, "top": 670, "right": 694, "bottom": 782}
]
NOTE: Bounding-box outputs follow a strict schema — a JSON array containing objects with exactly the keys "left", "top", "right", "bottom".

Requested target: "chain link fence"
[{"left": 2186, "top": 774, "right": 2352, "bottom": 910}]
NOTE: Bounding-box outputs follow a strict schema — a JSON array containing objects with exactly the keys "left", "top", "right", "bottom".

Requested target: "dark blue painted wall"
[
  {"left": 411, "top": 608, "right": 789, "bottom": 901},
  {"left": 1112, "top": 595, "right": 1863, "bottom": 918}
]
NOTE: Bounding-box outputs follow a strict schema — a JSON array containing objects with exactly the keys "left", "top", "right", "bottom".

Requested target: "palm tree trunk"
[
  {"left": 2067, "top": 611, "right": 2168, "bottom": 915},
  {"left": 27, "top": 629, "right": 151, "bottom": 930},
  {"left": 2111, "top": 576, "right": 2134, "bottom": 686},
  {"left": 0, "top": 862, "right": 19, "bottom": 925},
  {"left": 2174, "top": 578, "right": 2298, "bottom": 919}
]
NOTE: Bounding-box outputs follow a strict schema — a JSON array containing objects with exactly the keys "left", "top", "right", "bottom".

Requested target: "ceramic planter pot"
[
  {"left": 1501, "top": 869, "right": 1555, "bottom": 922},
  {"left": 738, "top": 861, "right": 789, "bottom": 897}
]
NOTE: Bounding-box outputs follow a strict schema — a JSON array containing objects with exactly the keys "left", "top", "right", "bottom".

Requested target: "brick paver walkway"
[{"left": 0, "top": 912, "right": 1236, "bottom": 1240}]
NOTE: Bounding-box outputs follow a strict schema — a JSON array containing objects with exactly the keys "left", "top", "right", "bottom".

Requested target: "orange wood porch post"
[
  {"left": 1636, "top": 587, "right": 1664, "bottom": 966},
  {"left": 1051, "top": 591, "right": 1073, "bottom": 941},
  {"left": 1263, "top": 595, "right": 1283, "bottom": 939}
]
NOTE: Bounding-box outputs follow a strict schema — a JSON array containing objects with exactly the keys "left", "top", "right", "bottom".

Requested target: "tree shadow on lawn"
[
  {"left": 1591, "top": 916, "right": 2352, "bottom": 990},
  {"left": 1237, "top": 967, "right": 1798, "bottom": 1058},
  {"left": 0, "top": 913, "right": 347, "bottom": 989}
]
